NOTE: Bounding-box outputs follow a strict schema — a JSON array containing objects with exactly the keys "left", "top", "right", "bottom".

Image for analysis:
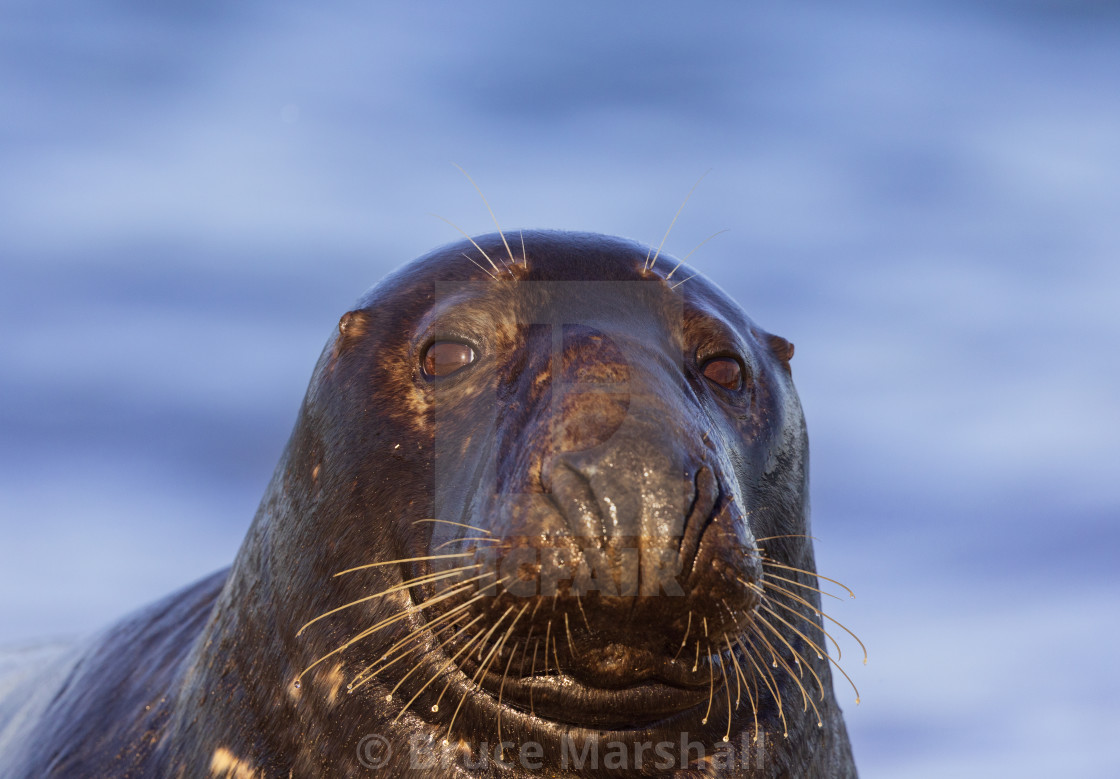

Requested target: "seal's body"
[{"left": 0, "top": 232, "right": 857, "bottom": 777}]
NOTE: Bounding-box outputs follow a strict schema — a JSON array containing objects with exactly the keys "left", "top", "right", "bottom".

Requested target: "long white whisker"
[{"left": 452, "top": 163, "right": 514, "bottom": 266}]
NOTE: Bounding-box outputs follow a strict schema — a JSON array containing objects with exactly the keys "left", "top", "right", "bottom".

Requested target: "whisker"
[
  {"left": 444, "top": 602, "right": 527, "bottom": 744},
  {"left": 673, "top": 611, "right": 693, "bottom": 661},
  {"left": 543, "top": 621, "right": 553, "bottom": 675},
  {"left": 720, "top": 650, "right": 733, "bottom": 741},
  {"left": 529, "top": 639, "right": 539, "bottom": 717},
  {"left": 749, "top": 626, "right": 791, "bottom": 738},
  {"left": 665, "top": 229, "right": 729, "bottom": 280},
  {"left": 564, "top": 613, "right": 574, "bottom": 657},
  {"left": 759, "top": 600, "right": 862, "bottom": 705},
  {"left": 760, "top": 581, "right": 846, "bottom": 657},
  {"left": 297, "top": 565, "right": 479, "bottom": 636},
  {"left": 350, "top": 619, "right": 455, "bottom": 692},
  {"left": 752, "top": 571, "right": 843, "bottom": 603},
  {"left": 702, "top": 645, "right": 715, "bottom": 726},
  {"left": 334, "top": 552, "right": 475, "bottom": 578},
  {"left": 725, "top": 634, "right": 758, "bottom": 743},
  {"left": 756, "top": 600, "right": 831, "bottom": 693},
  {"left": 744, "top": 576, "right": 839, "bottom": 659},
  {"left": 722, "top": 634, "right": 742, "bottom": 708},
  {"left": 758, "top": 598, "right": 830, "bottom": 664},
  {"left": 452, "top": 163, "right": 515, "bottom": 267},
  {"left": 760, "top": 559, "right": 857, "bottom": 600},
  {"left": 575, "top": 593, "right": 591, "bottom": 632},
  {"left": 431, "top": 605, "right": 514, "bottom": 712},
  {"left": 754, "top": 612, "right": 825, "bottom": 727},
  {"left": 646, "top": 169, "right": 710, "bottom": 272},
  {"left": 552, "top": 633, "right": 562, "bottom": 679},
  {"left": 349, "top": 589, "right": 490, "bottom": 685},
  {"left": 755, "top": 533, "right": 822, "bottom": 544},
  {"left": 430, "top": 213, "right": 502, "bottom": 274},
  {"left": 462, "top": 253, "right": 498, "bottom": 280},
  {"left": 412, "top": 518, "right": 493, "bottom": 536},
  {"left": 432, "top": 536, "right": 500, "bottom": 552},
  {"left": 296, "top": 575, "right": 493, "bottom": 683},
  {"left": 669, "top": 273, "right": 697, "bottom": 291},
  {"left": 497, "top": 639, "right": 519, "bottom": 756},
  {"left": 758, "top": 577, "right": 868, "bottom": 664},
  {"left": 519, "top": 624, "right": 534, "bottom": 678},
  {"left": 738, "top": 632, "right": 789, "bottom": 738},
  {"left": 389, "top": 613, "right": 490, "bottom": 722},
  {"left": 344, "top": 582, "right": 495, "bottom": 689}
]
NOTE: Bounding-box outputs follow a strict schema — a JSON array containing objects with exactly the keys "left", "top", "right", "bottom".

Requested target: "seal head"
[{"left": 0, "top": 231, "right": 857, "bottom": 778}]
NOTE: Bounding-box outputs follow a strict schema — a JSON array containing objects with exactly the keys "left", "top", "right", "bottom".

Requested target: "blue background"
[{"left": 1, "top": 2, "right": 1118, "bottom": 776}]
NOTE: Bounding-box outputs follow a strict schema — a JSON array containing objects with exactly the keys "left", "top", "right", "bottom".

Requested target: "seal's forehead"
[
  {"left": 422, "top": 280, "right": 682, "bottom": 341},
  {"left": 355, "top": 229, "right": 756, "bottom": 333},
  {"left": 429, "top": 230, "right": 654, "bottom": 282}
]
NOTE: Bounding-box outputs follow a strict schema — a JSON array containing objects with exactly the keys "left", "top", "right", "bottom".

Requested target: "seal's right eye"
[
  {"left": 422, "top": 341, "right": 476, "bottom": 378},
  {"left": 700, "top": 356, "right": 743, "bottom": 390}
]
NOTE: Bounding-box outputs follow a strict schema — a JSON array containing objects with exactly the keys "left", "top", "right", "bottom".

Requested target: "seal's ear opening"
[
  {"left": 332, "top": 310, "right": 371, "bottom": 361},
  {"left": 337, "top": 310, "right": 369, "bottom": 339},
  {"left": 767, "top": 334, "right": 795, "bottom": 373}
]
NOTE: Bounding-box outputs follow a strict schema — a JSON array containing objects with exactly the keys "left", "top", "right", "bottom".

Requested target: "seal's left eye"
[
  {"left": 422, "top": 341, "right": 476, "bottom": 378},
  {"left": 701, "top": 357, "right": 742, "bottom": 390}
]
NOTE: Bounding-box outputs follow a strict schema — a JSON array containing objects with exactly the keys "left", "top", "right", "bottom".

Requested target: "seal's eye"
[
  {"left": 422, "top": 341, "right": 476, "bottom": 378},
  {"left": 701, "top": 357, "right": 742, "bottom": 390}
]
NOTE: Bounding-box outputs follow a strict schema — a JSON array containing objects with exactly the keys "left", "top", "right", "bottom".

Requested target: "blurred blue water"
[{"left": 2, "top": 2, "right": 1118, "bottom": 776}]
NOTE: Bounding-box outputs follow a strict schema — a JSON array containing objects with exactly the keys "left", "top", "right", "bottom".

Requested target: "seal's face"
[{"left": 287, "top": 232, "right": 841, "bottom": 773}]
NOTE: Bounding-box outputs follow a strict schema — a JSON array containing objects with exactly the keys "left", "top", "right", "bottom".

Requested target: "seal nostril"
[
  {"left": 546, "top": 458, "right": 606, "bottom": 541},
  {"left": 678, "top": 466, "right": 719, "bottom": 581}
]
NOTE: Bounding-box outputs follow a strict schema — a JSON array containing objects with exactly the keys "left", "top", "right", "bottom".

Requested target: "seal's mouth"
[
  {"left": 477, "top": 671, "right": 716, "bottom": 729},
  {"left": 459, "top": 643, "right": 730, "bottom": 730}
]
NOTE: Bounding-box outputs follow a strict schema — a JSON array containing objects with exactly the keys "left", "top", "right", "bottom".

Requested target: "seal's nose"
[
  {"left": 548, "top": 407, "right": 699, "bottom": 528},
  {"left": 540, "top": 440, "right": 760, "bottom": 647},
  {"left": 546, "top": 447, "right": 719, "bottom": 589}
]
